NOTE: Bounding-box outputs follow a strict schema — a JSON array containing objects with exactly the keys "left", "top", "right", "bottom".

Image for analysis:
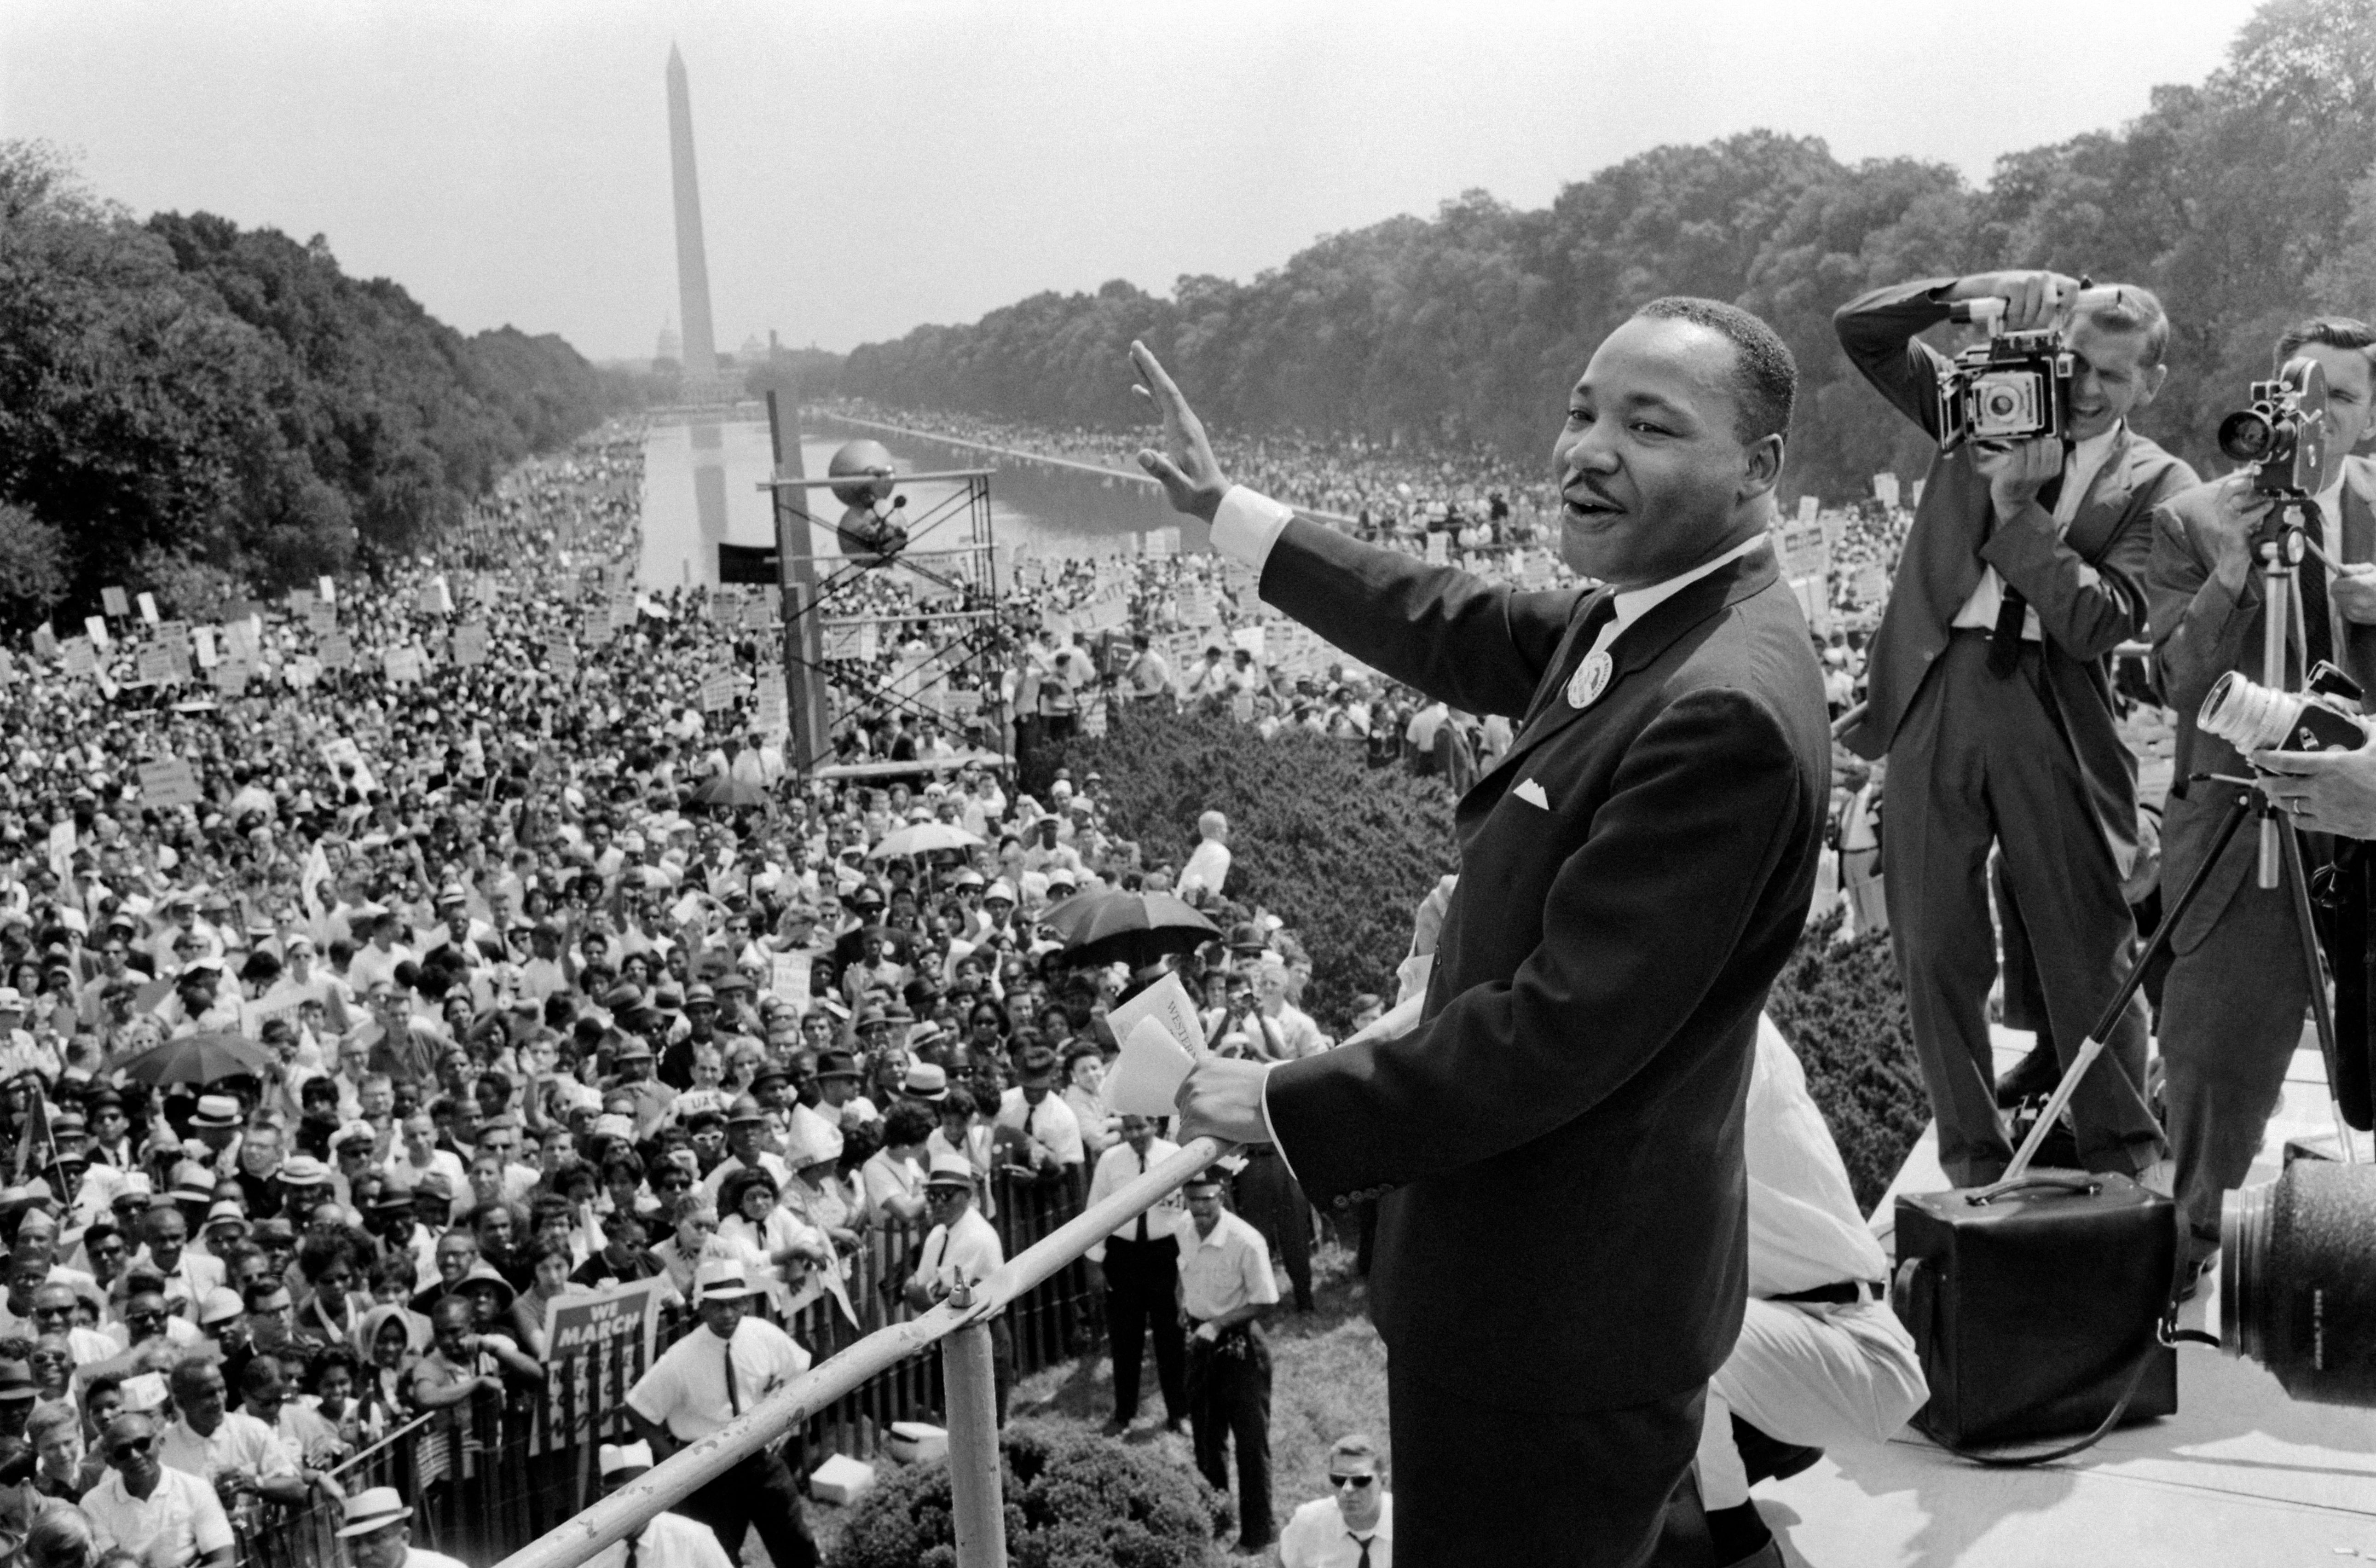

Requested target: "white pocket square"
[{"left": 1513, "top": 778, "right": 1551, "bottom": 810}]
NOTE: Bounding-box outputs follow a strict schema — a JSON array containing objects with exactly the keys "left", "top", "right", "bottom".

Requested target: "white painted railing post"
[{"left": 942, "top": 1284, "right": 1008, "bottom": 1568}]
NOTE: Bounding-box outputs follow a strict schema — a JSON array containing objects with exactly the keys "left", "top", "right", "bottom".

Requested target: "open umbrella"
[
  {"left": 115, "top": 1032, "right": 274, "bottom": 1088},
  {"left": 688, "top": 776, "right": 771, "bottom": 810},
  {"left": 1045, "top": 890, "right": 1220, "bottom": 969},
  {"left": 867, "top": 822, "right": 984, "bottom": 859}
]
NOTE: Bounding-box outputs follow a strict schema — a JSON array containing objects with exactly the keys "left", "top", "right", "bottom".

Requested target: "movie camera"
[
  {"left": 1931, "top": 295, "right": 2076, "bottom": 452},
  {"left": 2218, "top": 356, "right": 2333, "bottom": 497},
  {"left": 826, "top": 439, "right": 911, "bottom": 561}
]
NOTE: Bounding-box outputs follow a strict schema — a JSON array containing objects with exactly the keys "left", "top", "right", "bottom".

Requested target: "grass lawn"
[{"left": 801, "top": 1241, "right": 1391, "bottom": 1564}]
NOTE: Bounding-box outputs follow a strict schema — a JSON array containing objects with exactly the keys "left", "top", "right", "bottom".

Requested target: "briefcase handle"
[{"left": 1965, "top": 1172, "right": 2099, "bottom": 1206}]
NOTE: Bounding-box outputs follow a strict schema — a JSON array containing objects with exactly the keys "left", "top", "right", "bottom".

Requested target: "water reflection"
[{"left": 637, "top": 413, "right": 1207, "bottom": 590}]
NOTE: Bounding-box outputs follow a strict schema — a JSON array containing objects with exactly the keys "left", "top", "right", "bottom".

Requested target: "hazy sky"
[{"left": 4, "top": 0, "right": 2268, "bottom": 363}]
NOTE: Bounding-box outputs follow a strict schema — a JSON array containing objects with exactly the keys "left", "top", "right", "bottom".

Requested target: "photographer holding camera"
[
  {"left": 1835, "top": 271, "right": 2193, "bottom": 1187},
  {"left": 2152, "top": 317, "right": 2376, "bottom": 1280}
]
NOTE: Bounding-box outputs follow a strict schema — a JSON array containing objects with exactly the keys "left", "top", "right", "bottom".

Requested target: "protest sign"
[
  {"left": 137, "top": 758, "right": 204, "bottom": 809},
  {"left": 451, "top": 621, "right": 490, "bottom": 666},
  {"left": 770, "top": 952, "right": 812, "bottom": 1008},
  {"left": 101, "top": 587, "right": 129, "bottom": 618},
  {"left": 60, "top": 640, "right": 97, "bottom": 677},
  {"left": 320, "top": 633, "right": 355, "bottom": 671},
  {"left": 138, "top": 592, "right": 160, "bottom": 624}
]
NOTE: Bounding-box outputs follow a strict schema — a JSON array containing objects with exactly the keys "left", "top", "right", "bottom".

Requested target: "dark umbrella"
[
  {"left": 688, "top": 776, "right": 771, "bottom": 810},
  {"left": 115, "top": 1032, "right": 274, "bottom": 1088},
  {"left": 1044, "top": 890, "right": 1220, "bottom": 969}
]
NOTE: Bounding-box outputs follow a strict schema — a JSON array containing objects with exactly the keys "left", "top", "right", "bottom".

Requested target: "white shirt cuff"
[
  {"left": 1209, "top": 486, "right": 1295, "bottom": 573},
  {"left": 1259, "top": 1061, "right": 1306, "bottom": 1189}
]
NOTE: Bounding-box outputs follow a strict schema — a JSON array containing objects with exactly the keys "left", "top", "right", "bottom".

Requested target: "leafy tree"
[{"left": 842, "top": 0, "right": 2376, "bottom": 502}]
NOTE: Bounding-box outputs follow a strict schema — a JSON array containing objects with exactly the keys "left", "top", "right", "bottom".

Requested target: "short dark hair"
[
  {"left": 1632, "top": 297, "right": 1798, "bottom": 447},
  {"left": 2273, "top": 315, "right": 2376, "bottom": 374},
  {"left": 2075, "top": 284, "right": 2170, "bottom": 367}
]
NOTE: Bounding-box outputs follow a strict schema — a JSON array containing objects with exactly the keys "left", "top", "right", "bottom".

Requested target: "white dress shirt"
[
  {"left": 1949, "top": 422, "right": 2120, "bottom": 638},
  {"left": 80, "top": 1465, "right": 235, "bottom": 1568},
  {"left": 626, "top": 1317, "right": 811, "bottom": 1444},
  {"left": 1280, "top": 1494, "right": 1393, "bottom": 1568},
  {"left": 1083, "top": 1137, "right": 1184, "bottom": 1263},
  {"left": 1745, "top": 1015, "right": 1890, "bottom": 1295},
  {"left": 996, "top": 1087, "right": 1085, "bottom": 1166},
  {"left": 1176, "top": 1209, "right": 1279, "bottom": 1322},
  {"left": 581, "top": 1512, "right": 733, "bottom": 1568},
  {"left": 911, "top": 1207, "right": 1004, "bottom": 1298}
]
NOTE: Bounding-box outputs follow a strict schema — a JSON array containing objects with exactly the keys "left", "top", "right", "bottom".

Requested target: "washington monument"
[{"left": 665, "top": 44, "right": 718, "bottom": 384}]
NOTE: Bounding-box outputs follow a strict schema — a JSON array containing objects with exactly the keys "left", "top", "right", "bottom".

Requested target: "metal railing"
[{"left": 494, "top": 1134, "right": 1226, "bottom": 1568}]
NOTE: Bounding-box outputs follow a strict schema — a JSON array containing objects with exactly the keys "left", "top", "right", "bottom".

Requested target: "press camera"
[
  {"left": 1931, "top": 296, "right": 2076, "bottom": 453},
  {"left": 2217, "top": 356, "right": 2332, "bottom": 497},
  {"left": 2198, "top": 669, "right": 2369, "bottom": 755}
]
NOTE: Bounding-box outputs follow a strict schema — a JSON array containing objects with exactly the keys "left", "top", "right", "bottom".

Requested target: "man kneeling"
[{"left": 1695, "top": 1016, "right": 1928, "bottom": 1566}]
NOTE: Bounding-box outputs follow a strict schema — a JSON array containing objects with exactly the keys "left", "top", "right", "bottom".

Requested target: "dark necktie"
[
  {"left": 1349, "top": 1533, "right": 1373, "bottom": 1568},
  {"left": 1133, "top": 1148, "right": 1148, "bottom": 1243},
  {"left": 723, "top": 1331, "right": 740, "bottom": 1416},
  {"left": 622, "top": 1533, "right": 639, "bottom": 1568},
  {"left": 1987, "top": 472, "right": 2063, "bottom": 678},
  {"left": 2301, "top": 545, "right": 2335, "bottom": 677},
  {"left": 1527, "top": 593, "right": 1619, "bottom": 726}
]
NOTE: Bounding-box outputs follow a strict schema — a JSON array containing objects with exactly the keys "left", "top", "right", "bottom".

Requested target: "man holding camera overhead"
[
  {"left": 1835, "top": 271, "right": 2193, "bottom": 1187},
  {"left": 2148, "top": 316, "right": 2376, "bottom": 1282}
]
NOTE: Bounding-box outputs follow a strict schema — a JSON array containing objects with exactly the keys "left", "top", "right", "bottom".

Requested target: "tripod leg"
[
  {"left": 2275, "top": 818, "right": 2360, "bottom": 1163},
  {"left": 2002, "top": 791, "right": 2256, "bottom": 1183}
]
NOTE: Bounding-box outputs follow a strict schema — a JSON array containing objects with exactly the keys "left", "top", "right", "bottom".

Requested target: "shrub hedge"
[
  {"left": 826, "top": 1421, "right": 1231, "bottom": 1568},
  {"left": 1033, "top": 706, "right": 1927, "bottom": 1205},
  {"left": 1026, "top": 705, "right": 1456, "bottom": 1032}
]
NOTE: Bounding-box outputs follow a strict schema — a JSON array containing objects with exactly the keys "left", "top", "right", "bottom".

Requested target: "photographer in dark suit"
[
  {"left": 1834, "top": 271, "right": 2193, "bottom": 1187},
  {"left": 2149, "top": 317, "right": 2376, "bottom": 1282},
  {"left": 1132, "top": 296, "right": 1831, "bottom": 1568}
]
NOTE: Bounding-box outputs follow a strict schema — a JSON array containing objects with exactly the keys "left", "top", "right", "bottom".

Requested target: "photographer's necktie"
[
  {"left": 1986, "top": 472, "right": 2064, "bottom": 678},
  {"left": 1349, "top": 1533, "right": 1373, "bottom": 1568}
]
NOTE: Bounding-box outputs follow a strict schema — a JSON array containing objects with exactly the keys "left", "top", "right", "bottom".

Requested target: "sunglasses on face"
[
  {"left": 1329, "top": 1474, "right": 1376, "bottom": 1490},
  {"left": 110, "top": 1438, "right": 153, "bottom": 1459}
]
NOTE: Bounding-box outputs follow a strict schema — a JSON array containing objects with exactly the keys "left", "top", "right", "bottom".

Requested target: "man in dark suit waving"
[{"left": 1133, "top": 297, "right": 1831, "bottom": 1568}]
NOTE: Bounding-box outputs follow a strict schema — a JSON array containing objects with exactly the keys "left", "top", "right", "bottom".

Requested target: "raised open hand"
[{"left": 1130, "top": 341, "right": 1231, "bottom": 523}]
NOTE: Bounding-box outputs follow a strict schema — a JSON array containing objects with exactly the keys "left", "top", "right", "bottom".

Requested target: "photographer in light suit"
[
  {"left": 1835, "top": 271, "right": 2195, "bottom": 1188},
  {"left": 2155, "top": 317, "right": 2376, "bottom": 1282}
]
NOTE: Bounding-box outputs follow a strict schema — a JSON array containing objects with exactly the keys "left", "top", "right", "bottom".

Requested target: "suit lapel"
[
  {"left": 2060, "top": 427, "right": 2132, "bottom": 563},
  {"left": 1467, "top": 549, "right": 1778, "bottom": 801},
  {"left": 2340, "top": 459, "right": 2376, "bottom": 694}
]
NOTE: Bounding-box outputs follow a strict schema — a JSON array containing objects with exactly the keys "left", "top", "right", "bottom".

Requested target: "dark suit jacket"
[
  {"left": 1256, "top": 518, "right": 1830, "bottom": 1411},
  {"left": 2147, "top": 457, "right": 2376, "bottom": 950},
  {"left": 1833, "top": 278, "right": 2197, "bottom": 865}
]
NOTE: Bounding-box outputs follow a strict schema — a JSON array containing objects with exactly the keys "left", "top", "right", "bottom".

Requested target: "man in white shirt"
[
  {"left": 1177, "top": 1165, "right": 1281, "bottom": 1556},
  {"left": 1083, "top": 1116, "right": 1185, "bottom": 1434},
  {"left": 1691, "top": 1017, "right": 1927, "bottom": 1567},
  {"left": 157, "top": 1353, "right": 314, "bottom": 1510},
  {"left": 581, "top": 1441, "right": 734, "bottom": 1568},
  {"left": 1176, "top": 810, "right": 1232, "bottom": 900},
  {"left": 625, "top": 1260, "right": 819, "bottom": 1568},
  {"left": 904, "top": 1153, "right": 1012, "bottom": 1424},
  {"left": 81, "top": 1412, "right": 236, "bottom": 1568},
  {"left": 996, "top": 1046, "right": 1085, "bottom": 1194},
  {"left": 1279, "top": 1433, "right": 1393, "bottom": 1568},
  {"left": 336, "top": 1486, "right": 469, "bottom": 1568}
]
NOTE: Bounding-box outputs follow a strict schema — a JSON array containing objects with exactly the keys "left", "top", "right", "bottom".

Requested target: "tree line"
[
  {"left": 840, "top": 0, "right": 2374, "bottom": 505},
  {"left": 0, "top": 142, "right": 632, "bottom": 629}
]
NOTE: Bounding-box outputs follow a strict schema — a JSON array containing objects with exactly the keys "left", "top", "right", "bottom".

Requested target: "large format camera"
[
  {"left": 1931, "top": 296, "right": 2076, "bottom": 452},
  {"left": 2218, "top": 356, "right": 2333, "bottom": 497}
]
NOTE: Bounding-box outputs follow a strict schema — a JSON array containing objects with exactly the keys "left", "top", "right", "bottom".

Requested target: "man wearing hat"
[
  {"left": 995, "top": 1044, "right": 1085, "bottom": 1197},
  {"left": 697, "top": 1097, "right": 790, "bottom": 1211},
  {"left": 335, "top": 1485, "right": 468, "bottom": 1568},
  {"left": 810, "top": 1049, "right": 877, "bottom": 1131},
  {"left": 583, "top": 1441, "right": 734, "bottom": 1568},
  {"left": 904, "top": 1152, "right": 1012, "bottom": 1423},
  {"left": 186, "top": 1095, "right": 245, "bottom": 1178},
  {"left": 608, "top": 1032, "right": 678, "bottom": 1140},
  {"left": 81, "top": 1411, "right": 236, "bottom": 1568},
  {"left": 1176, "top": 1164, "right": 1281, "bottom": 1553},
  {"left": 626, "top": 1260, "right": 818, "bottom": 1568}
]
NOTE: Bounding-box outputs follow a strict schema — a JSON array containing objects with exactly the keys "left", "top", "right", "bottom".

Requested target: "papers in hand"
[
  {"left": 1104, "top": 972, "right": 1205, "bottom": 1116},
  {"left": 1108, "top": 1017, "right": 1198, "bottom": 1116}
]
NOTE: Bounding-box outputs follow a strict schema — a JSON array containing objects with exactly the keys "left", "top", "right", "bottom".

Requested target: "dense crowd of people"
[{"left": 0, "top": 413, "right": 1416, "bottom": 1568}]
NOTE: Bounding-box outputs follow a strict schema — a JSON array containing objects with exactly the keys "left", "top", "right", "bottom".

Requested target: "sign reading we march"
[{"left": 538, "top": 1277, "right": 669, "bottom": 1446}]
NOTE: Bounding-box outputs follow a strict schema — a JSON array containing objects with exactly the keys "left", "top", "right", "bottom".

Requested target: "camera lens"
[
  {"left": 2219, "top": 410, "right": 2276, "bottom": 463},
  {"left": 2221, "top": 1161, "right": 2376, "bottom": 1406},
  {"left": 1982, "top": 388, "right": 2021, "bottom": 420}
]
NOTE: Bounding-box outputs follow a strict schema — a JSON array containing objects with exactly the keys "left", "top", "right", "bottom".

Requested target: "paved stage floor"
[{"left": 1766, "top": 1029, "right": 2376, "bottom": 1567}]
